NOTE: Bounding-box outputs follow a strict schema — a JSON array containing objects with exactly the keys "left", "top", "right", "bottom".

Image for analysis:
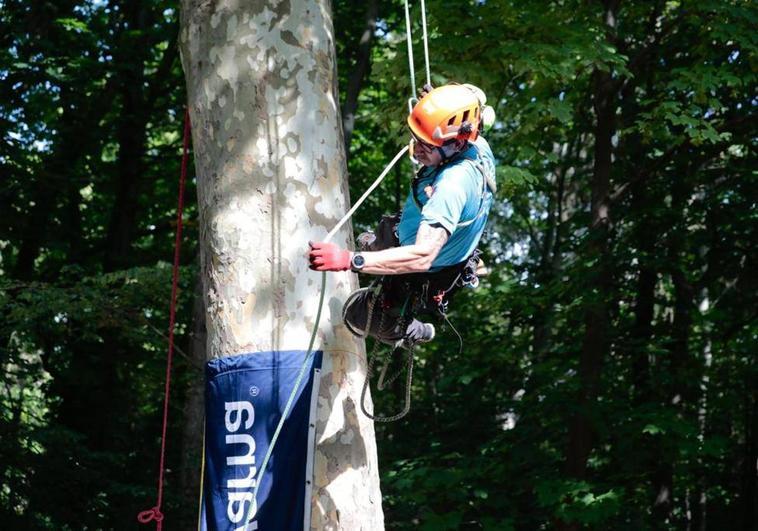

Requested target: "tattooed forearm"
[
  {"left": 358, "top": 222, "right": 449, "bottom": 275},
  {"left": 415, "top": 223, "right": 449, "bottom": 256}
]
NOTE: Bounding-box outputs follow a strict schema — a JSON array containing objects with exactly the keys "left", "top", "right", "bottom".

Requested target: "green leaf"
[
  {"left": 55, "top": 17, "right": 90, "bottom": 34},
  {"left": 548, "top": 99, "right": 573, "bottom": 124}
]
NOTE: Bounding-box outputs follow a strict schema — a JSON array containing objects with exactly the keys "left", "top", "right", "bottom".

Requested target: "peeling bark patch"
[
  {"left": 225, "top": 13, "right": 237, "bottom": 40},
  {"left": 283, "top": 132, "right": 299, "bottom": 154},
  {"left": 281, "top": 29, "right": 300, "bottom": 48}
]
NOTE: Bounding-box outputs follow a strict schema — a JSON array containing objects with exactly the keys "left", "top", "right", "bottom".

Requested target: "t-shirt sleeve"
[{"left": 419, "top": 167, "right": 469, "bottom": 234}]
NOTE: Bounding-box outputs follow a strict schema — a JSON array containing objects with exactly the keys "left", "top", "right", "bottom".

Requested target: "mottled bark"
[{"left": 179, "top": 1, "right": 384, "bottom": 529}]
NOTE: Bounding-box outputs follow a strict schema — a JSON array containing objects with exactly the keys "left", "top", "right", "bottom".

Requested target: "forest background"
[{"left": 1, "top": 0, "right": 756, "bottom": 529}]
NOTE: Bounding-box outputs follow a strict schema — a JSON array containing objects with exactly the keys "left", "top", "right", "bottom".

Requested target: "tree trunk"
[
  {"left": 531, "top": 143, "right": 570, "bottom": 358},
  {"left": 179, "top": 1, "right": 384, "bottom": 529},
  {"left": 103, "top": 1, "right": 153, "bottom": 271},
  {"left": 657, "top": 166, "right": 698, "bottom": 525},
  {"left": 692, "top": 288, "right": 712, "bottom": 531},
  {"left": 179, "top": 267, "right": 208, "bottom": 529},
  {"left": 563, "top": 0, "right": 618, "bottom": 485},
  {"left": 341, "top": 0, "right": 377, "bottom": 153},
  {"left": 627, "top": 137, "right": 656, "bottom": 404},
  {"left": 13, "top": 85, "right": 93, "bottom": 279}
]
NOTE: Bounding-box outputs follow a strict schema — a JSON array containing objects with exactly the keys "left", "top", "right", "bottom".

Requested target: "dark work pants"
[{"left": 342, "top": 287, "right": 428, "bottom": 346}]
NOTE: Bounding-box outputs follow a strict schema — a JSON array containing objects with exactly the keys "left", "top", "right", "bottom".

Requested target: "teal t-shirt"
[{"left": 398, "top": 137, "right": 496, "bottom": 270}]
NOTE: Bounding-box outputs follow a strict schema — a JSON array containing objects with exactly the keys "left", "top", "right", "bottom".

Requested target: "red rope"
[{"left": 138, "top": 108, "right": 191, "bottom": 529}]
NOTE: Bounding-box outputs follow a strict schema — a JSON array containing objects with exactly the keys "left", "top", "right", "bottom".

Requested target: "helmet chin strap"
[
  {"left": 435, "top": 146, "right": 449, "bottom": 164},
  {"left": 436, "top": 141, "right": 465, "bottom": 165}
]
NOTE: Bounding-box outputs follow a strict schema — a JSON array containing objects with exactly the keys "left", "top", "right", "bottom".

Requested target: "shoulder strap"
[{"left": 455, "top": 146, "right": 496, "bottom": 228}]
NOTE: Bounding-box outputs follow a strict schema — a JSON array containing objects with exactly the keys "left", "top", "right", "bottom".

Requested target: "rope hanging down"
[
  {"left": 137, "top": 108, "right": 191, "bottom": 529},
  {"left": 404, "top": 0, "right": 431, "bottom": 109}
]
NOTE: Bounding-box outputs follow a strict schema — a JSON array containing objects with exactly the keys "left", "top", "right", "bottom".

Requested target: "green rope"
[{"left": 245, "top": 270, "right": 326, "bottom": 525}]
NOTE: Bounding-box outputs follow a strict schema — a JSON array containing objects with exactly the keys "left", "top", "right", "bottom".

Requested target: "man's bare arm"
[{"left": 357, "top": 222, "right": 449, "bottom": 275}]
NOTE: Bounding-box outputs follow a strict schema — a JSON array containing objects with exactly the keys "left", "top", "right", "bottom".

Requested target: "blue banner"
[{"left": 200, "top": 350, "right": 322, "bottom": 531}]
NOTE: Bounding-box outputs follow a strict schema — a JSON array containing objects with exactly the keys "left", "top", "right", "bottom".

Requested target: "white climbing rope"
[
  {"left": 420, "top": 0, "right": 431, "bottom": 88},
  {"left": 404, "top": 0, "right": 417, "bottom": 98},
  {"left": 405, "top": 0, "right": 432, "bottom": 109}
]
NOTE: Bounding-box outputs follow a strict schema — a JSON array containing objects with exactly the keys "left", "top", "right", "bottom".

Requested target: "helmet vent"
[
  {"left": 447, "top": 116, "right": 456, "bottom": 126},
  {"left": 462, "top": 110, "right": 470, "bottom": 123}
]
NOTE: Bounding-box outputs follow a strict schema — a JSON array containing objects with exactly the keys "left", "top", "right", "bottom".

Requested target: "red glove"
[{"left": 308, "top": 241, "right": 351, "bottom": 271}]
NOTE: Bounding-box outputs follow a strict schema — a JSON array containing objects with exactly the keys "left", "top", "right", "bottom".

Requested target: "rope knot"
[{"left": 138, "top": 507, "right": 164, "bottom": 524}]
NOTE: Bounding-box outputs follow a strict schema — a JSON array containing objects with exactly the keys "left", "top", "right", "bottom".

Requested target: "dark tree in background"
[
  {"left": 1, "top": 1, "right": 194, "bottom": 528},
  {"left": 1, "top": 0, "right": 755, "bottom": 529}
]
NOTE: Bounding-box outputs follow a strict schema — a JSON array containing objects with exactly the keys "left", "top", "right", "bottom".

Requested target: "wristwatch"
[{"left": 350, "top": 253, "right": 366, "bottom": 272}]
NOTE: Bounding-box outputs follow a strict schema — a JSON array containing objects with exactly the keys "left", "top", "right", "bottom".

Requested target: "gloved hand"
[{"left": 308, "top": 241, "right": 351, "bottom": 271}]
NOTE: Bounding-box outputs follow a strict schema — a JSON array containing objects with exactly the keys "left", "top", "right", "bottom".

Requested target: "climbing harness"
[{"left": 348, "top": 245, "right": 483, "bottom": 422}]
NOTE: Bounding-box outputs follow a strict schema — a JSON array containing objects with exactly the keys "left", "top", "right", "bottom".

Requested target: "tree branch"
[
  {"left": 610, "top": 113, "right": 754, "bottom": 204},
  {"left": 616, "top": 7, "right": 684, "bottom": 91},
  {"left": 145, "top": 27, "right": 180, "bottom": 112}
]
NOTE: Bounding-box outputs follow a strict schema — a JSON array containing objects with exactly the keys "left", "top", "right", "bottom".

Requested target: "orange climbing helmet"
[{"left": 407, "top": 84, "right": 483, "bottom": 147}]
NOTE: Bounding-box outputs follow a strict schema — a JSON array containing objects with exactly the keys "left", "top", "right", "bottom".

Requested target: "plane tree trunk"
[{"left": 179, "top": 1, "right": 384, "bottom": 529}]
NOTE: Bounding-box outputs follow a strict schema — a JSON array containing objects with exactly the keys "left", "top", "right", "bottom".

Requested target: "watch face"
[{"left": 352, "top": 254, "right": 365, "bottom": 268}]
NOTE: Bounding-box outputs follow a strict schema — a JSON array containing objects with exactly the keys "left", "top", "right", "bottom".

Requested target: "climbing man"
[{"left": 309, "top": 83, "right": 497, "bottom": 348}]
